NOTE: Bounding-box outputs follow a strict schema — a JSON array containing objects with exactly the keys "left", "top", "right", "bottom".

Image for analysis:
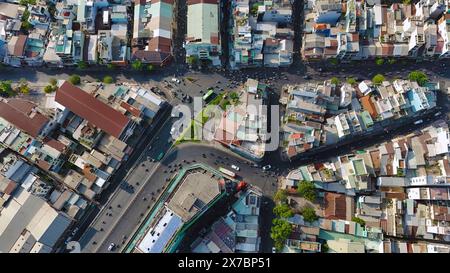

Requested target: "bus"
[
  {"left": 219, "top": 167, "right": 236, "bottom": 178},
  {"left": 202, "top": 89, "right": 215, "bottom": 102},
  {"left": 156, "top": 152, "right": 165, "bottom": 161}
]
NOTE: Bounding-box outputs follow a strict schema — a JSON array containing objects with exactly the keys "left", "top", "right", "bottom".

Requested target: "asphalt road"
[
  {"left": 3, "top": 59, "right": 450, "bottom": 253},
  {"left": 80, "top": 141, "right": 279, "bottom": 253}
]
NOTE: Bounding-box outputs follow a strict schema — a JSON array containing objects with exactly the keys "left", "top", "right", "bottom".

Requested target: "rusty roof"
[
  {"left": 0, "top": 98, "right": 49, "bottom": 137},
  {"left": 324, "top": 192, "right": 347, "bottom": 220},
  {"left": 56, "top": 81, "right": 130, "bottom": 139}
]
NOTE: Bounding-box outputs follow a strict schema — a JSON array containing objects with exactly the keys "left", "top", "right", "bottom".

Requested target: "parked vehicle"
[
  {"left": 262, "top": 165, "right": 272, "bottom": 171},
  {"left": 108, "top": 243, "right": 116, "bottom": 251},
  {"left": 219, "top": 167, "right": 236, "bottom": 178},
  {"left": 231, "top": 164, "right": 240, "bottom": 171}
]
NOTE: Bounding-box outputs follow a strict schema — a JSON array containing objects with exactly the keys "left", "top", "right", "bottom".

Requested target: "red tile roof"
[
  {"left": 360, "top": 95, "right": 378, "bottom": 118},
  {"left": 324, "top": 192, "right": 347, "bottom": 220},
  {"left": 0, "top": 98, "right": 49, "bottom": 137},
  {"left": 56, "top": 81, "right": 130, "bottom": 139},
  {"left": 14, "top": 35, "right": 27, "bottom": 57}
]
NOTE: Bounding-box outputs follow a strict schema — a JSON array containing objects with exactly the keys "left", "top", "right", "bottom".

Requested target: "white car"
[
  {"left": 262, "top": 165, "right": 272, "bottom": 171},
  {"left": 231, "top": 164, "right": 240, "bottom": 171},
  {"left": 108, "top": 243, "right": 116, "bottom": 251},
  {"left": 171, "top": 78, "right": 181, "bottom": 84}
]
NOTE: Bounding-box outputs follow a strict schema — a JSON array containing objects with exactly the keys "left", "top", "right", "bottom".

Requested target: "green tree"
[
  {"left": 44, "top": 85, "right": 56, "bottom": 94},
  {"left": 375, "top": 57, "right": 384, "bottom": 66},
  {"left": 402, "top": 0, "right": 411, "bottom": 4},
  {"left": 19, "top": 0, "right": 36, "bottom": 5},
  {"left": 21, "top": 10, "right": 32, "bottom": 32},
  {"left": 321, "top": 243, "right": 329, "bottom": 253},
  {"left": 106, "top": 63, "right": 116, "bottom": 70},
  {"left": 330, "top": 77, "right": 340, "bottom": 85},
  {"left": 186, "top": 55, "right": 198, "bottom": 66},
  {"left": 250, "top": 4, "right": 259, "bottom": 16},
  {"left": 274, "top": 189, "right": 288, "bottom": 204},
  {"left": 17, "top": 79, "right": 30, "bottom": 94},
  {"left": 270, "top": 218, "right": 292, "bottom": 251},
  {"left": 147, "top": 64, "right": 155, "bottom": 72},
  {"left": 346, "top": 77, "right": 357, "bottom": 85},
  {"left": 77, "top": 61, "right": 88, "bottom": 69},
  {"left": 297, "top": 181, "right": 316, "bottom": 202},
  {"left": 408, "top": 70, "right": 428, "bottom": 86},
  {"left": 329, "top": 58, "right": 339, "bottom": 65},
  {"left": 273, "top": 204, "right": 294, "bottom": 219},
  {"left": 229, "top": 92, "right": 240, "bottom": 103},
  {"left": 302, "top": 206, "right": 318, "bottom": 223},
  {"left": 372, "top": 74, "right": 385, "bottom": 86},
  {"left": 388, "top": 58, "right": 396, "bottom": 65},
  {"left": 0, "top": 81, "right": 15, "bottom": 97},
  {"left": 49, "top": 78, "right": 57, "bottom": 86},
  {"left": 103, "top": 76, "right": 114, "bottom": 84},
  {"left": 132, "top": 60, "right": 143, "bottom": 71},
  {"left": 68, "top": 74, "right": 81, "bottom": 85},
  {"left": 352, "top": 216, "right": 366, "bottom": 227}
]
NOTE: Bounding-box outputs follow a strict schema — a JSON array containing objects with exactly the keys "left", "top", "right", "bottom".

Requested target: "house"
[
  {"left": 185, "top": 0, "right": 221, "bottom": 66},
  {"left": 55, "top": 81, "right": 134, "bottom": 141},
  {"left": 0, "top": 187, "right": 72, "bottom": 253},
  {"left": 131, "top": 0, "right": 173, "bottom": 67}
]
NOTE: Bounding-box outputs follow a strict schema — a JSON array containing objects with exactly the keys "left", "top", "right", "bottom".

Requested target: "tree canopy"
[
  {"left": 44, "top": 85, "right": 57, "bottom": 94},
  {"left": 132, "top": 60, "right": 143, "bottom": 71},
  {"left": 270, "top": 218, "right": 293, "bottom": 251},
  {"left": 49, "top": 78, "right": 57, "bottom": 86},
  {"left": 346, "top": 77, "right": 357, "bottom": 85},
  {"left": 103, "top": 76, "right": 114, "bottom": 84},
  {"left": 274, "top": 189, "right": 288, "bottom": 204},
  {"left": 302, "top": 206, "right": 318, "bottom": 223},
  {"left": 330, "top": 77, "right": 340, "bottom": 85},
  {"left": 375, "top": 58, "right": 384, "bottom": 66},
  {"left": 17, "top": 78, "right": 30, "bottom": 94},
  {"left": 408, "top": 70, "right": 428, "bottom": 86},
  {"left": 0, "top": 81, "right": 15, "bottom": 97},
  {"left": 352, "top": 216, "right": 366, "bottom": 227},
  {"left": 297, "top": 181, "right": 316, "bottom": 202},
  {"left": 372, "top": 74, "right": 385, "bottom": 85},
  {"left": 273, "top": 204, "right": 294, "bottom": 219},
  {"left": 68, "top": 74, "right": 81, "bottom": 85}
]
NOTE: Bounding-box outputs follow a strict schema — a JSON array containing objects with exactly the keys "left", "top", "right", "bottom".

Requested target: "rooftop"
[{"left": 55, "top": 81, "right": 130, "bottom": 139}]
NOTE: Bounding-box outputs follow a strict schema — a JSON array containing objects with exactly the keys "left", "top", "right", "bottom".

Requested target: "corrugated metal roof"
[{"left": 56, "top": 81, "right": 130, "bottom": 139}]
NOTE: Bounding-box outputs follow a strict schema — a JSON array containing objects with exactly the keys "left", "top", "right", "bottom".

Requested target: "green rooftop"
[
  {"left": 360, "top": 111, "right": 374, "bottom": 127},
  {"left": 352, "top": 159, "right": 367, "bottom": 176}
]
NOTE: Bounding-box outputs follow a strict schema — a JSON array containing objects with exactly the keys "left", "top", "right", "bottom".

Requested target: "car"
[
  {"left": 262, "top": 165, "right": 272, "bottom": 171},
  {"left": 171, "top": 78, "right": 181, "bottom": 84},
  {"left": 231, "top": 165, "right": 240, "bottom": 171},
  {"left": 414, "top": 119, "right": 423, "bottom": 125},
  {"left": 272, "top": 247, "right": 276, "bottom": 253},
  {"left": 108, "top": 243, "right": 116, "bottom": 251},
  {"left": 434, "top": 111, "right": 442, "bottom": 117},
  {"left": 303, "top": 75, "right": 312, "bottom": 80}
]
